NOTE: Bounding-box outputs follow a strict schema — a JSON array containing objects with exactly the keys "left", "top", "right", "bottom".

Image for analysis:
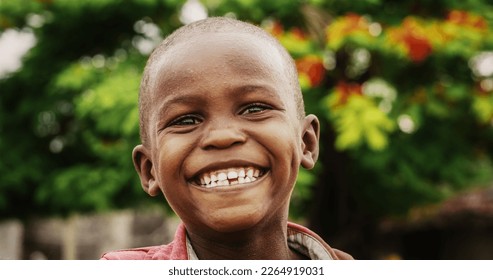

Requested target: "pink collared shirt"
[{"left": 100, "top": 222, "right": 353, "bottom": 260}]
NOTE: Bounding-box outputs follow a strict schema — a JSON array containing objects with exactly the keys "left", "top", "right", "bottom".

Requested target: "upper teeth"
[{"left": 197, "top": 167, "right": 263, "bottom": 188}]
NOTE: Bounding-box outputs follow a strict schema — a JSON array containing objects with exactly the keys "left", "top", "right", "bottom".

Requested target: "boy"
[{"left": 101, "top": 17, "right": 352, "bottom": 260}]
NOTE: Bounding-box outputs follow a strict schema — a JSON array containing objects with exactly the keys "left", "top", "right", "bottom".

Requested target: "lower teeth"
[{"left": 202, "top": 177, "right": 258, "bottom": 187}]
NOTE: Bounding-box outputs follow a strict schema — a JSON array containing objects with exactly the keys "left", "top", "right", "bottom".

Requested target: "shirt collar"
[{"left": 185, "top": 226, "right": 333, "bottom": 260}]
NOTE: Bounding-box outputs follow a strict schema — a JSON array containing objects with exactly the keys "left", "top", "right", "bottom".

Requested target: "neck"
[{"left": 187, "top": 220, "right": 305, "bottom": 260}]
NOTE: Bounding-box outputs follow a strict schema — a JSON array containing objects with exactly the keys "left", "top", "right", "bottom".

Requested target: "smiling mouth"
[{"left": 193, "top": 166, "right": 266, "bottom": 188}]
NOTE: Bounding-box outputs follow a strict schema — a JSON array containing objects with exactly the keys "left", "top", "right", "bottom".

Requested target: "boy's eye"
[
  {"left": 169, "top": 115, "right": 202, "bottom": 126},
  {"left": 241, "top": 103, "right": 272, "bottom": 115}
]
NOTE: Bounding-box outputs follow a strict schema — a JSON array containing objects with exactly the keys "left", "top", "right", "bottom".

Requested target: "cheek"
[
  {"left": 154, "top": 135, "right": 194, "bottom": 184},
  {"left": 154, "top": 137, "right": 195, "bottom": 216},
  {"left": 254, "top": 119, "right": 302, "bottom": 184},
  {"left": 261, "top": 120, "right": 301, "bottom": 161}
]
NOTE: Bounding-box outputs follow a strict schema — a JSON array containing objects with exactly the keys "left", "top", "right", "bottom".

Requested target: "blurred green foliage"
[{"left": 1, "top": 0, "right": 493, "bottom": 221}]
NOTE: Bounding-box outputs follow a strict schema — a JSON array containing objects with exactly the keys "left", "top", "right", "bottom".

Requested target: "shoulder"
[
  {"left": 100, "top": 246, "right": 161, "bottom": 260},
  {"left": 287, "top": 222, "right": 354, "bottom": 260},
  {"left": 99, "top": 223, "right": 190, "bottom": 260}
]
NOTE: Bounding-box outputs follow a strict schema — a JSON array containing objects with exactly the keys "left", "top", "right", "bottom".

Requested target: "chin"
[{"left": 206, "top": 209, "right": 265, "bottom": 234}]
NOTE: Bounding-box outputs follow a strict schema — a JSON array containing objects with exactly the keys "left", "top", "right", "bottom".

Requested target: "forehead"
[{"left": 148, "top": 32, "right": 292, "bottom": 101}]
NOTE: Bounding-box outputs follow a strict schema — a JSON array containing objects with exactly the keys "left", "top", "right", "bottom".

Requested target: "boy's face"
[{"left": 134, "top": 32, "right": 319, "bottom": 237}]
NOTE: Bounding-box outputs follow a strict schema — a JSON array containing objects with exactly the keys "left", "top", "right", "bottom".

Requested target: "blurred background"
[{"left": 1, "top": 0, "right": 493, "bottom": 260}]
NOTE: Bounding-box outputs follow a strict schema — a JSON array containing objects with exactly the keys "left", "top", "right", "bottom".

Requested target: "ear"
[
  {"left": 132, "top": 144, "right": 160, "bottom": 197},
  {"left": 300, "top": 114, "right": 320, "bottom": 169}
]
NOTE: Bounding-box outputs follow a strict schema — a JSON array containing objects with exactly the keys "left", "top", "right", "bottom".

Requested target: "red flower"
[
  {"left": 345, "top": 13, "right": 366, "bottom": 30},
  {"left": 291, "top": 27, "right": 306, "bottom": 40},
  {"left": 388, "top": 18, "right": 433, "bottom": 63},
  {"left": 335, "top": 81, "right": 362, "bottom": 105},
  {"left": 296, "top": 56, "right": 325, "bottom": 87},
  {"left": 403, "top": 33, "right": 433, "bottom": 62},
  {"left": 447, "top": 10, "right": 487, "bottom": 30}
]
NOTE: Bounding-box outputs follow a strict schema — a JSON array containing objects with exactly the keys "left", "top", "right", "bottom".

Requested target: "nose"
[{"left": 199, "top": 123, "right": 247, "bottom": 150}]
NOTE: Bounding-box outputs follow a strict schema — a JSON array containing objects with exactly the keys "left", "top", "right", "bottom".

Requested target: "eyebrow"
[
  {"left": 229, "top": 84, "right": 283, "bottom": 104},
  {"left": 156, "top": 84, "right": 282, "bottom": 119},
  {"left": 156, "top": 93, "right": 205, "bottom": 122}
]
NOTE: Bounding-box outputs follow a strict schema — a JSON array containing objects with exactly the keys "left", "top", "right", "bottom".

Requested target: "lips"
[{"left": 193, "top": 166, "right": 266, "bottom": 188}]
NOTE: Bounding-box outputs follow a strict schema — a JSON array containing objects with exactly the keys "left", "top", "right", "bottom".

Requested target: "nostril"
[
  {"left": 203, "top": 138, "right": 245, "bottom": 150},
  {"left": 200, "top": 128, "right": 246, "bottom": 150}
]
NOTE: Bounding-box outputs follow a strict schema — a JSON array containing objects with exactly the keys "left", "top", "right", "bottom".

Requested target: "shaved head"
[{"left": 138, "top": 17, "right": 304, "bottom": 146}]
